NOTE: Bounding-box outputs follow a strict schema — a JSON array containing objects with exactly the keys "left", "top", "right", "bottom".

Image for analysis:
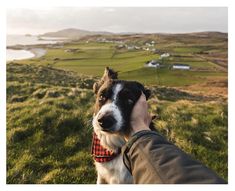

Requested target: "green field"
[
  {"left": 16, "top": 37, "right": 227, "bottom": 86},
  {"left": 7, "top": 32, "right": 228, "bottom": 183}
]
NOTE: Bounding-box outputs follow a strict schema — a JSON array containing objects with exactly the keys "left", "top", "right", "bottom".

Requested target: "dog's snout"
[{"left": 98, "top": 114, "right": 117, "bottom": 130}]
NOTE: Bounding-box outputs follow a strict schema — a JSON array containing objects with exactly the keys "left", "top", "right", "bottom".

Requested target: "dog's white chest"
[{"left": 95, "top": 154, "right": 133, "bottom": 184}]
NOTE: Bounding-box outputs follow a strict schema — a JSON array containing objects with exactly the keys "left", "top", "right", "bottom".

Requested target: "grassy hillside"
[
  {"left": 7, "top": 62, "right": 227, "bottom": 183},
  {"left": 7, "top": 63, "right": 97, "bottom": 183},
  {"left": 149, "top": 87, "right": 228, "bottom": 180}
]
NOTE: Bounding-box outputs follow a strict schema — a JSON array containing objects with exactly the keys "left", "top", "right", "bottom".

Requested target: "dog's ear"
[
  {"left": 101, "top": 67, "right": 118, "bottom": 82},
  {"left": 135, "top": 82, "right": 151, "bottom": 100},
  {"left": 143, "top": 88, "right": 151, "bottom": 100},
  {"left": 93, "top": 82, "right": 100, "bottom": 94},
  {"left": 93, "top": 67, "right": 118, "bottom": 94}
]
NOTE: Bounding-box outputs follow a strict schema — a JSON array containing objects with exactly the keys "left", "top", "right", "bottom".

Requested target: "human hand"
[{"left": 125, "top": 93, "right": 151, "bottom": 141}]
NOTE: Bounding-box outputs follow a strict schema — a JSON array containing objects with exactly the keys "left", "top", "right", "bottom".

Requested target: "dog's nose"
[{"left": 98, "top": 114, "right": 117, "bottom": 130}]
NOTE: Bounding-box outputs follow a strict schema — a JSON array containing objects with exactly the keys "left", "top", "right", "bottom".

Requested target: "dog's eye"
[
  {"left": 121, "top": 89, "right": 131, "bottom": 97},
  {"left": 99, "top": 95, "right": 105, "bottom": 102},
  {"left": 127, "top": 98, "right": 134, "bottom": 105}
]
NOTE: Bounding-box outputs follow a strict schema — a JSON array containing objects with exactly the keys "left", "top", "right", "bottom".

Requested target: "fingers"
[
  {"left": 139, "top": 92, "right": 147, "bottom": 101},
  {"left": 128, "top": 91, "right": 151, "bottom": 138},
  {"left": 133, "top": 93, "right": 148, "bottom": 112},
  {"left": 133, "top": 92, "right": 145, "bottom": 106},
  {"left": 135, "top": 93, "right": 147, "bottom": 107}
]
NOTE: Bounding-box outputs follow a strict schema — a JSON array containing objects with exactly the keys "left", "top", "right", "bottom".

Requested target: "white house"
[
  {"left": 145, "top": 60, "right": 160, "bottom": 68},
  {"left": 143, "top": 47, "right": 150, "bottom": 51},
  {"left": 117, "top": 44, "right": 124, "bottom": 49},
  {"left": 127, "top": 46, "right": 135, "bottom": 50},
  {"left": 160, "top": 53, "right": 170, "bottom": 59},
  {"left": 172, "top": 64, "right": 190, "bottom": 70}
]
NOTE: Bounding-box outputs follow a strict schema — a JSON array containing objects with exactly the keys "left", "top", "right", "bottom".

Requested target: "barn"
[{"left": 172, "top": 64, "right": 191, "bottom": 70}]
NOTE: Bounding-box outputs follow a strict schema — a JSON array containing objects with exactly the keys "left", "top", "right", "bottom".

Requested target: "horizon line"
[{"left": 6, "top": 29, "right": 228, "bottom": 36}]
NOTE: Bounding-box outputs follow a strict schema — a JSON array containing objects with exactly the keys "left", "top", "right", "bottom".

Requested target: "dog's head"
[{"left": 92, "top": 67, "right": 151, "bottom": 136}]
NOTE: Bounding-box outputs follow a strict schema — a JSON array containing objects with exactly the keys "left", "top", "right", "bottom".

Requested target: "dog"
[{"left": 91, "top": 67, "right": 151, "bottom": 184}]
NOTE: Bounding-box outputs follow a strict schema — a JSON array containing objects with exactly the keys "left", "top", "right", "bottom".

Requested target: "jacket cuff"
[
  {"left": 122, "top": 130, "right": 160, "bottom": 173},
  {"left": 125, "top": 130, "right": 159, "bottom": 151}
]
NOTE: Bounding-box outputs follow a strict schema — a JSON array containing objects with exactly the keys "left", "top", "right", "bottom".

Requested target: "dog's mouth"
[{"left": 100, "top": 127, "right": 116, "bottom": 133}]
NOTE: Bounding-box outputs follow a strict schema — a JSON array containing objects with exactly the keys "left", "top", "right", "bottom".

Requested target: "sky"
[{"left": 7, "top": 7, "right": 228, "bottom": 35}]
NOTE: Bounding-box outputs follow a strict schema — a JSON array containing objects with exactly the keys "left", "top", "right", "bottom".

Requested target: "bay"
[{"left": 6, "top": 35, "right": 66, "bottom": 61}]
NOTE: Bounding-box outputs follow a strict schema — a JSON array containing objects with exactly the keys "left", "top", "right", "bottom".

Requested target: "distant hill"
[
  {"left": 40, "top": 28, "right": 113, "bottom": 38},
  {"left": 40, "top": 29, "right": 227, "bottom": 39}
]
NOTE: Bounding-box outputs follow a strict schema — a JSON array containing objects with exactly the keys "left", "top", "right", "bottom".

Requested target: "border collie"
[{"left": 92, "top": 67, "right": 150, "bottom": 184}]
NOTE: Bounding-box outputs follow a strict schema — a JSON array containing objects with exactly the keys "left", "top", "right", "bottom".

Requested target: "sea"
[{"left": 6, "top": 35, "right": 66, "bottom": 61}]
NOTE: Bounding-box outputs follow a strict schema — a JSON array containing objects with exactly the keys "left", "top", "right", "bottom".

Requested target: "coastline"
[
  {"left": 6, "top": 48, "right": 47, "bottom": 61},
  {"left": 6, "top": 35, "right": 69, "bottom": 62},
  {"left": 29, "top": 48, "right": 47, "bottom": 58}
]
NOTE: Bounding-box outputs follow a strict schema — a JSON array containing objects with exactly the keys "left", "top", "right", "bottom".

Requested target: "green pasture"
[{"left": 16, "top": 42, "right": 226, "bottom": 87}]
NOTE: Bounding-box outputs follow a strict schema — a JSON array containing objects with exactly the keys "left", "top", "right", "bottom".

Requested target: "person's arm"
[{"left": 122, "top": 94, "right": 226, "bottom": 184}]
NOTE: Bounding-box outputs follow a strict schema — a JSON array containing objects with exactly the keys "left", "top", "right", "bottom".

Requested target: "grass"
[
  {"left": 120, "top": 67, "right": 226, "bottom": 86},
  {"left": 172, "top": 47, "right": 203, "bottom": 53},
  {"left": 7, "top": 63, "right": 97, "bottom": 184},
  {"left": 148, "top": 85, "right": 228, "bottom": 180},
  {"left": 149, "top": 98, "right": 227, "bottom": 180}
]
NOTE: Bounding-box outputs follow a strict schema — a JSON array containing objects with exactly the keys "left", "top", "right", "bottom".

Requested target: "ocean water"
[
  {"left": 7, "top": 49, "right": 35, "bottom": 61},
  {"left": 6, "top": 35, "right": 66, "bottom": 61},
  {"left": 7, "top": 35, "right": 66, "bottom": 46}
]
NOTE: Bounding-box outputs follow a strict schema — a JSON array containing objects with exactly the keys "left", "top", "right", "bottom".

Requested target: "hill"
[
  {"left": 7, "top": 63, "right": 97, "bottom": 183},
  {"left": 40, "top": 28, "right": 113, "bottom": 38},
  {"left": 7, "top": 62, "right": 227, "bottom": 183}
]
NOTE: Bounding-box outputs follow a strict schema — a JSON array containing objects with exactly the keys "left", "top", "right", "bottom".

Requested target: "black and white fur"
[{"left": 92, "top": 67, "right": 150, "bottom": 184}]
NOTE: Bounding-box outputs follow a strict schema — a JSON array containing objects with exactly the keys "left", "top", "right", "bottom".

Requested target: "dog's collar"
[{"left": 91, "top": 132, "right": 121, "bottom": 163}]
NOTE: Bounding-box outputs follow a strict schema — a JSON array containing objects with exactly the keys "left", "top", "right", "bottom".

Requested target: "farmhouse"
[
  {"left": 172, "top": 64, "right": 191, "bottom": 70},
  {"left": 145, "top": 60, "right": 160, "bottom": 68},
  {"left": 64, "top": 48, "right": 80, "bottom": 53},
  {"left": 117, "top": 44, "right": 125, "bottom": 49},
  {"left": 145, "top": 43, "right": 152, "bottom": 47},
  {"left": 160, "top": 53, "right": 170, "bottom": 59},
  {"left": 143, "top": 47, "right": 150, "bottom": 51},
  {"left": 145, "top": 41, "right": 155, "bottom": 46},
  {"left": 127, "top": 46, "right": 135, "bottom": 50}
]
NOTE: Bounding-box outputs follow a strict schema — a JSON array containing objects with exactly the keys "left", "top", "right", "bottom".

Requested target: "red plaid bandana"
[{"left": 91, "top": 132, "right": 121, "bottom": 163}]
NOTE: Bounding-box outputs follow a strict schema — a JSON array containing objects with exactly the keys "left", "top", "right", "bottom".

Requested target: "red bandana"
[{"left": 91, "top": 132, "right": 121, "bottom": 163}]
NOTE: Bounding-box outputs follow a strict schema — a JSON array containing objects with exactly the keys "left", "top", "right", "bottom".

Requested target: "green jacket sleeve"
[{"left": 122, "top": 130, "right": 226, "bottom": 184}]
